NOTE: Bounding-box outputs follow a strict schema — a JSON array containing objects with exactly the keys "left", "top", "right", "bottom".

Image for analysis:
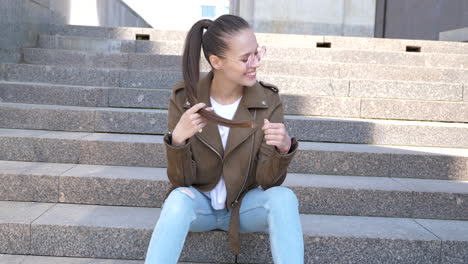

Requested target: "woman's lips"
[{"left": 245, "top": 71, "right": 256, "bottom": 79}]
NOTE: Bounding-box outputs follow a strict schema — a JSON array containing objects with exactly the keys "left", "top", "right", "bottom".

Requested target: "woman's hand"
[
  {"left": 172, "top": 103, "right": 212, "bottom": 145},
  {"left": 262, "top": 119, "right": 291, "bottom": 154}
]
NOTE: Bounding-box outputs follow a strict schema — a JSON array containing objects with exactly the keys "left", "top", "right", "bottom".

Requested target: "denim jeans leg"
[
  {"left": 238, "top": 186, "right": 304, "bottom": 264},
  {"left": 144, "top": 186, "right": 216, "bottom": 264}
]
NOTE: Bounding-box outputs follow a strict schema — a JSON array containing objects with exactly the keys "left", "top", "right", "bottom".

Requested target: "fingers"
[
  {"left": 266, "top": 139, "right": 283, "bottom": 146},
  {"left": 262, "top": 119, "right": 285, "bottom": 131},
  {"left": 262, "top": 119, "right": 286, "bottom": 136},
  {"left": 186, "top": 102, "right": 206, "bottom": 114},
  {"left": 263, "top": 123, "right": 285, "bottom": 130},
  {"left": 189, "top": 110, "right": 210, "bottom": 133},
  {"left": 262, "top": 119, "right": 289, "bottom": 149},
  {"left": 263, "top": 128, "right": 285, "bottom": 136},
  {"left": 199, "top": 120, "right": 208, "bottom": 129},
  {"left": 190, "top": 113, "right": 200, "bottom": 120},
  {"left": 264, "top": 134, "right": 283, "bottom": 141}
]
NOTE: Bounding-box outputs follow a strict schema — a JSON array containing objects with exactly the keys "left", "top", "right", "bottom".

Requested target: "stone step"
[
  {"left": 0, "top": 63, "right": 178, "bottom": 88},
  {"left": 1, "top": 200, "right": 467, "bottom": 263},
  {"left": 2, "top": 64, "right": 467, "bottom": 98},
  {"left": 0, "top": 254, "right": 145, "bottom": 264},
  {"left": 19, "top": 50, "right": 468, "bottom": 84},
  {"left": 1, "top": 81, "right": 467, "bottom": 123},
  {"left": 0, "top": 81, "right": 170, "bottom": 108},
  {"left": 322, "top": 35, "right": 468, "bottom": 55},
  {"left": 0, "top": 254, "right": 212, "bottom": 264},
  {"left": 48, "top": 24, "right": 189, "bottom": 42},
  {"left": 0, "top": 63, "right": 179, "bottom": 88},
  {"left": 1, "top": 160, "right": 467, "bottom": 220},
  {"left": 34, "top": 37, "right": 468, "bottom": 69},
  {"left": 1, "top": 102, "right": 467, "bottom": 148},
  {"left": 1, "top": 78, "right": 466, "bottom": 105},
  {"left": 48, "top": 24, "right": 468, "bottom": 54},
  {"left": 38, "top": 34, "right": 183, "bottom": 55},
  {"left": 0, "top": 128, "right": 467, "bottom": 180}
]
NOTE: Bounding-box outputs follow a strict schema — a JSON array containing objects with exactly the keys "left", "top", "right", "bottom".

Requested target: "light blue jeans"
[{"left": 144, "top": 186, "right": 304, "bottom": 264}]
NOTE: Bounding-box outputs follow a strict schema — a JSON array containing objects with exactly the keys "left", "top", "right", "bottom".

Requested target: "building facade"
[{"left": 1, "top": 0, "right": 467, "bottom": 64}]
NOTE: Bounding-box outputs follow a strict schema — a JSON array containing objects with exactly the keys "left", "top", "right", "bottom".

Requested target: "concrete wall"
[
  {"left": 1, "top": 0, "right": 53, "bottom": 63},
  {"left": 122, "top": 0, "right": 230, "bottom": 30},
  {"left": 0, "top": 0, "right": 149, "bottom": 64},
  {"left": 383, "top": 0, "right": 468, "bottom": 40},
  {"left": 64, "top": 0, "right": 150, "bottom": 27},
  {"left": 239, "top": 0, "right": 376, "bottom": 37},
  {"left": 440, "top": 27, "right": 468, "bottom": 42}
]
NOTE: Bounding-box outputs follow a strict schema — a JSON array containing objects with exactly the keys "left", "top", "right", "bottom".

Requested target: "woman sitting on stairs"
[{"left": 144, "top": 14, "right": 304, "bottom": 264}]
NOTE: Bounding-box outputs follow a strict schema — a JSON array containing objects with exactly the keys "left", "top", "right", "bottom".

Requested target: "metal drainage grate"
[
  {"left": 136, "top": 34, "right": 150, "bottom": 40},
  {"left": 406, "top": 46, "right": 421, "bottom": 52},
  {"left": 316, "top": 42, "right": 332, "bottom": 48}
]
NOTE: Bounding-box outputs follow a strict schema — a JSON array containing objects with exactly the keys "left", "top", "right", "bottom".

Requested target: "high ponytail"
[{"left": 182, "top": 15, "right": 253, "bottom": 128}]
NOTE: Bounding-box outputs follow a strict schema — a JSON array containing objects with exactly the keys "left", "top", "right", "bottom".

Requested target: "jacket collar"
[{"left": 184, "top": 71, "right": 267, "bottom": 158}]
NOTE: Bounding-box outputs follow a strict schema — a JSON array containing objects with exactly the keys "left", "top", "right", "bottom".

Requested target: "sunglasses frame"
[{"left": 218, "top": 46, "right": 266, "bottom": 70}]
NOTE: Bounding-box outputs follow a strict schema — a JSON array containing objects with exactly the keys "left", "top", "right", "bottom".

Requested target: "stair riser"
[
  {"left": 3, "top": 64, "right": 467, "bottom": 103},
  {"left": 27, "top": 43, "right": 468, "bottom": 70},
  {"left": 0, "top": 255, "right": 145, "bottom": 264},
  {"left": 2, "top": 64, "right": 181, "bottom": 88},
  {"left": 38, "top": 35, "right": 138, "bottom": 53},
  {"left": 0, "top": 203, "right": 446, "bottom": 264},
  {"left": 356, "top": 98, "right": 468, "bottom": 122},
  {"left": 48, "top": 25, "right": 468, "bottom": 54},
  {"left": 38, "top": 35, "right": 182, "bottom": 55},
  {"left": 0, "top": 83, "right": 171, "bottom": 108},
  {"left": 283, "top": 96, "right": 468, "bottom": 123},
  {"left": 0, "top": 134, "right": 466, "bottom": 180},
  {"left": 49, "top": 25, "right": 188, "bottom": 42},
  {"left": 2, "top": 170, "right": 467, "bottom": 220},
  {"left": 1, "top": 105, "right": 468, "bottom": 148},
  {"left": 21, "top": 50, "right": 468, "bottom": 83},
  {"left": 2, "top": 82, "right": 467, "bottom": 118},
  {"left": 322, "top": 35, "right": 468, "bottom": 55},
  {"left": 28, "top": 229, "right": 441, "bottom": 263},
  {"left": 292, "top": 150, "right": 468, "bottom": 180}
]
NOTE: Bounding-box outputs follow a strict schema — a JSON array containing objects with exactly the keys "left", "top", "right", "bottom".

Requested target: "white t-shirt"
[{"left": 203, "top": 96, "right": 242, "bottom": 210}]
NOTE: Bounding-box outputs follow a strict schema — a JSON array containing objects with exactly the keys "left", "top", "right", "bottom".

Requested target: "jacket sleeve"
[
  {"left": 255, "top": 98, "right": 299, "bottom": 190},
  {"left": 163, "top": 91, "right": 197, "bottom": 187}
]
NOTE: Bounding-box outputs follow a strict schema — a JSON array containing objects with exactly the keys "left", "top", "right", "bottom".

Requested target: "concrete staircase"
[{"left": 1, "top": 24, "right": 468, "bottom": 263}]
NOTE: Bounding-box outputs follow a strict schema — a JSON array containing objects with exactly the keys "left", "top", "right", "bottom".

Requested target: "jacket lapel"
[
  {"left": 184, "top": 71, "right": 224, "bottom": 157},
  {"left": 183, "top": 71, "right": 269, "bottom": 159},
  {"left": 223, "top": 81, "right": 268, "bottom": 159}
]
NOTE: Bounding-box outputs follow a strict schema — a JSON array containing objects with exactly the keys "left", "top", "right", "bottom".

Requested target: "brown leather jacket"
[{"left": 163, "top": 71, "right": 298, "bottom": 254}]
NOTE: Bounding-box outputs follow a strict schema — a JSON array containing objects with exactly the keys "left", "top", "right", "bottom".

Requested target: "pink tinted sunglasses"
[{"left": 219, "top": 46, "right": 266, "bottom": 70}]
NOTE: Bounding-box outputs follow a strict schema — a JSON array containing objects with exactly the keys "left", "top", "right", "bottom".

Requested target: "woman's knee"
[
  {"left": 162, "top": 187, "right": 197, "bottom": 218},
  {"left": 265, "top": 186, "right": 299, "bottom": 209}
]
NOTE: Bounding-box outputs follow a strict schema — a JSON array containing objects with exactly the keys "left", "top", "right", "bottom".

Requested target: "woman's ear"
[{"left": 209, "top": 55, "right": 223, "bottom": 70}]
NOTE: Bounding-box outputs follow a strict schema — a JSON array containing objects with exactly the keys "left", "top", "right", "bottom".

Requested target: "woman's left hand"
[{"left": 262, "top": 119, "right": 291, "bottom": 154}]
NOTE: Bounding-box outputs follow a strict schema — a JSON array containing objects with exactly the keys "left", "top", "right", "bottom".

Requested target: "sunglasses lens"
[
  {"left": 245, "top": 46, "right": 266, "bottom": 69},
  {"left": 258, "top": 46, "right": 266, "bottom": 59},
  {"left": 246, "top": 54, "right": 255, "bottom": 68}
]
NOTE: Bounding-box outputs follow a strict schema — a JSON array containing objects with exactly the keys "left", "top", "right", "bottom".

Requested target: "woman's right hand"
[{"left": 172, "top": 102, "right": 211, "bottom": 145}]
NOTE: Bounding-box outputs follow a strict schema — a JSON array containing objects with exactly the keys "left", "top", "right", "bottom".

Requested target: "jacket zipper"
[
  {"left": 231, "top": 110, "right": 257, "bottom": 211},
  {"left": 196, "top": 111, "right": 257, "bottom": 212},
  {"left": 196, "top": 133, "right": 224, "bottom": 181},
  {"left": 196, "top": 134, "right": 223, "bottom": 161}
]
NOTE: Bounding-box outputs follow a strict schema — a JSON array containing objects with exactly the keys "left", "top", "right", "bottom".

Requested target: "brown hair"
[{"left": 182, "top": 15, "right": 253, "bottom": 128}]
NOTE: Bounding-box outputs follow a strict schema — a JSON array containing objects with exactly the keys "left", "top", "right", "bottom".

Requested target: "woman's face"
[{"left": 217, "top": 28, "right": 260, "bottom": 87}]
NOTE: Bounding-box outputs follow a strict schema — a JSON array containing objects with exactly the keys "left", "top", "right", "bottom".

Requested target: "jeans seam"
[
  {"left": 194, "top": 211, "right": 215, "bottom": 216},
  {"left": 239, "top": 205, "right": 268, "bottom": 215}
]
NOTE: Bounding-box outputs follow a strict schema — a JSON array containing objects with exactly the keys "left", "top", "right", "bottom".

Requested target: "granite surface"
[
  {"left": 360, "top": 98, "right": 468, "bottom": 122},
  {"left": 0, "top": 201, "right": 54, "bottom": 254}
]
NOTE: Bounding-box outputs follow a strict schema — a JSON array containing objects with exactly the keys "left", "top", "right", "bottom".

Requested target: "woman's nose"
[{"left": 251, "top": 55, "right": 261, "bottom": 68}]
